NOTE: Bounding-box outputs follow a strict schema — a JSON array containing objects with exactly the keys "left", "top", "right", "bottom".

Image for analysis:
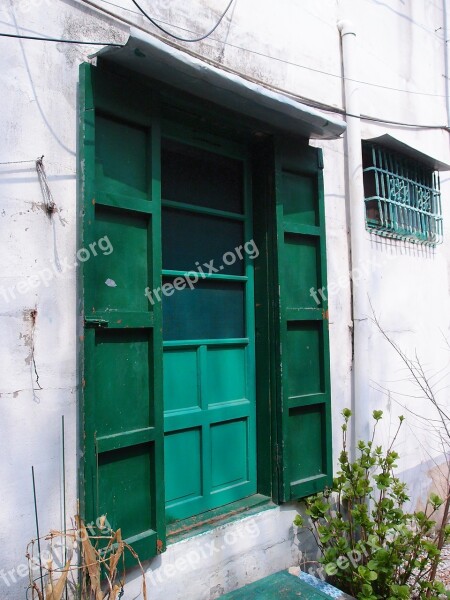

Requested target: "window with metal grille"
[{"left": 362, "top": 143, "right": 443, "bottom": 245}]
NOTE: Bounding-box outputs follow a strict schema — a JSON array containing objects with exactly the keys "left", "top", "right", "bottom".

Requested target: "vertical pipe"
[
  {"left": 337, "top": 20, "right": 370, "bottom": 446},
  {"left": 443, "top": 0, "right": 450, "bottom": 128},
  {"left": 32, "top": 466, "right": 44, "bottom": 599},
  {"left": 62, "top": 415, "right": 67, "bottom": 600}
]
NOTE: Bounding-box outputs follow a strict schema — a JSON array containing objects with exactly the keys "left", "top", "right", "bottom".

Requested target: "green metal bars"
[{"left": 362, "top": 143, "right": 443, "bottom": 245}]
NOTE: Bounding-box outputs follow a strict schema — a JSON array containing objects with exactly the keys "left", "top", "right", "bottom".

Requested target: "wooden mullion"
[
  {"left": 162, "top": 199, "right": 245, "bottom": 221},
  {"left": 162, "top": 269, "right": 248, "bottom": 282},
  {"left": 163, "top": 338, "right": 249, "bottom": 348},
  {"left": 95, "top": 192, "right": 154, "bottom": 215}
]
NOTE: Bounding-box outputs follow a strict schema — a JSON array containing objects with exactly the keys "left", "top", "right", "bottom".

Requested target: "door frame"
[{"left": 79, "top": 61, "right": 332, "bottom": 557}]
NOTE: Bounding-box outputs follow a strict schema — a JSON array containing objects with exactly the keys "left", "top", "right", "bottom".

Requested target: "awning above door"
[{"left": 93, "top": 29, "right": 346, "bottom": 140}]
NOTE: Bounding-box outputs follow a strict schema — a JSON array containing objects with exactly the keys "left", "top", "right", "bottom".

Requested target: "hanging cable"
[
  {"left": 130, "top": 0, "right": 234, "bottom": 42},
  {"left": 0, "top": 31, "right": 123, "bottom": 45},
  {"left": 91, "top": 0, "right": 447, "bottom": 98},
  {"left": 35, "top": 156, "right": 56, "bottom": 215},
  {"left": 35, "top": 157, "right": 64, "bottom": 272},
  {"left": 1, "top": 5, "right": 449, "bottom": 132},
  {"left": 275, "top": 89, "right": 450, "bottom": 130}
]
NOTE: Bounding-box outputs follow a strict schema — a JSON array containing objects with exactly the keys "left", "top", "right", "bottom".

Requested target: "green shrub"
[{"left": 294, "top": 409, "right": 449, "bottom": 600}]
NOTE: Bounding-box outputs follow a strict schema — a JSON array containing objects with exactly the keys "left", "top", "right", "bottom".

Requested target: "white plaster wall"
[
  {"left": 0, "top": 3, "right": 127, "bottom": 598},
  {"left": 0, "top": 0, "right": 449, "bottom": 598},
  {"left": 123, "top": 505, "right": 318, "bottom": 600}
]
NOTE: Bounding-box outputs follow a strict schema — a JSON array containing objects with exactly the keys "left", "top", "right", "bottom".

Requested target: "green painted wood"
[
  {"left": 161, "top": 127, "right": 257, "bottom": 523},
  {"left": 274, "top": 139, "right": 333, "bottom": 502},
  {"left": 85, "top": 310, "right": 154, "bottom": 328},
  {"left": 79, "top": 63, "right": 165, "bottom": 562},
  {"left": 162, "top": 269, "right": 248, "bottom": 282},
  {"left": 97, "top": 427, "right": 157, "bottom": 453},
  {"left": 220, "top": 571, "right": 332, "bottom": 599},
  {"left": 80, "top": 60, "right": 333, "bottom": 546},
  {"left": 162, "top": 198, "right": 246, "bottom": 221},
  {"left": 95, "top": 191, "right": 154, "bottom": 215},
  {"left": 252, "top": 138, "right": 279, "bottom": 501},
  {"left": 163, "top": 338, "right": 249, "bottom": 347}
]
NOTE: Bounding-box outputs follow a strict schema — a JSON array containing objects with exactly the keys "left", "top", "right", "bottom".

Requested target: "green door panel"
[
  {"left": 274, "top": 140, "right": 332, "bottom": 501},
  {"left": 80, "top": 63, "right": 165, "bottom": 561},
  {"left": 95, "top": 114, "right": 149, "bottom": 199},
  {"left": 161, "top": 132, "right": 257, "bottom": 523},
  {"left": 90, "top": 206, "right": 151, "bottom": 315}
]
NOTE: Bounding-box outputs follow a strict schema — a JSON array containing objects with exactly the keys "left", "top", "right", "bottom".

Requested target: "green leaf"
[
  {"left": 429, "top": 493, "right": 443, "bottom": 509},
  {"left": 293, "top": 514, "right": 303, "bottom": 527}
]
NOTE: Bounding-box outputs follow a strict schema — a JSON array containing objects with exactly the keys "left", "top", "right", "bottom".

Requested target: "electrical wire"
[
  {"left": 254, "top": 82, "right": 450, "bottom": 131},
  {"left": 5, "top": 13, "right": 445, "bottom": 100},
  {"left": 0, "top": 31, "right": 123, "bottom": 45},
  {"left": 129, "top": 0, "right": 234, "bottom": 42},
  {"left": 0, "top": 159, "right": 37, "bottom": 165},
  {"left": 93, "top": 0, "right": 447, "bottom": 99},
  {"left": 2, "top": 1, "right": 449, "bottom": 131}
]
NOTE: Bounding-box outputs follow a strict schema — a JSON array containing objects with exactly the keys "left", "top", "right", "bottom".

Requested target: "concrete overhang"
[
  {"left": 93, "top": 29, "right": 346, "bottom": 140},
  {"left": 363, "top": 133, "right": 450, "bottom": 171}
]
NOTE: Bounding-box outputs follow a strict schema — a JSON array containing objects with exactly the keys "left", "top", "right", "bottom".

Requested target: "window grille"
[{"left": 362, "top": 143, "right": 443, "bottom": 245}]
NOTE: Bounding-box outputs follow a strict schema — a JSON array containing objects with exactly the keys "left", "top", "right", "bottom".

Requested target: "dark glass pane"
[
  {"left": 161, "top": 138, "right": 243, "bottom": 213},
  {"left": 162, "top": 279, "right": 245, "bottom": 341},
  {"left": 162, "top": 208, "right": 244, "bottom": 275}
]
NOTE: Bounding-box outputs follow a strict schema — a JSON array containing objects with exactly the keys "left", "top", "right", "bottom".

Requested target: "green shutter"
[
  {"left": 274, "top": 139, "right": 333, "bottom": 501},
  {"left": 79, "top": 64, "right": 165, "bottom": 560}
]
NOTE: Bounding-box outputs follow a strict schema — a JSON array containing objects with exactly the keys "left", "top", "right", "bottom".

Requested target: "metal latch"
[{"left": 84, "top": 316, "right": 109, "bottom": 328}]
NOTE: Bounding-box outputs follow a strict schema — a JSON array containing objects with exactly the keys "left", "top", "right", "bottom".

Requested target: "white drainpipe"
[
  {"left": 444, "top": 0, "right": 450, "bottom": 128},
  {"left": 337, "top": 20, "right": 370, "bottom": 446}
]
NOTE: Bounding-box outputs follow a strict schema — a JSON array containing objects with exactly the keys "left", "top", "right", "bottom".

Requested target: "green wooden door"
[
  {"left": 160, "top": 127, "right": 257, "bottom": 522},
  {"left": 274, "top": 140, "right": 333, "bottom": 501},
  {"left": 80, "top": 65, "right": 165, "bottom": 559},
  {"left": 80, "top": 63, "right": 332, "bottom": 551}
]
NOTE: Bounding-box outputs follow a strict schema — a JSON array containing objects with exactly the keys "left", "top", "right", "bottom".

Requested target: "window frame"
[{"left": 362, "top": 142, "right": 443, "bottom": 245}]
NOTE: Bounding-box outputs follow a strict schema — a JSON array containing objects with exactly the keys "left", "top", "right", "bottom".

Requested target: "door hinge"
[{"left": 84, "top": 316, "right": 109, "bottom": 328}]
